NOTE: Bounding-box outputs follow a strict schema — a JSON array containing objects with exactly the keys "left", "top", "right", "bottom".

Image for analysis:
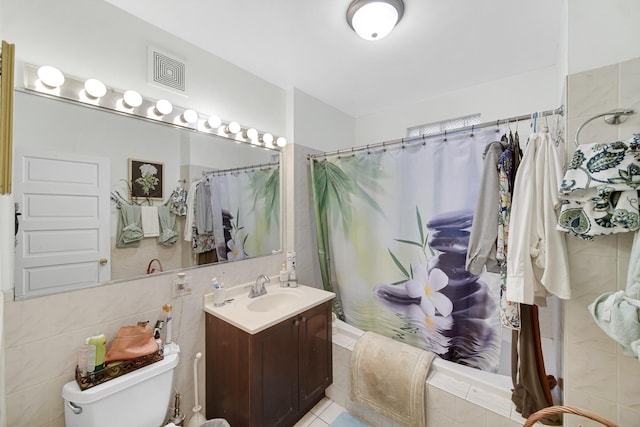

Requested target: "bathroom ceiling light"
[
  {"left": 37, "top": 65, "right": 65, "bottom": 88},
  {"left": 226, "top": 121, "right": 241, "bottom": 134},
  {"left": 244, "top": 128, "right": 259, "bottom": 141},
  {"left": 181, "top": 109, "right": 198, "bottom": 124},
  {"left": 123, "top": 90, "right": 143, "bottom": 108},
  {"left": 205, "top": 115, "right": 222, "bottom": 129},
  {"left": 155, "top": 99, "right": 173, "bottom": 116},
  {"left": 276, "top": 137, "right": 287, "bottom": 148},
  {"left": 84, "top": 78, "right": 107, "bottom": 99},
  {"left": 346, "top": 0, "right": 404, "bottom": 41},
  {"left": 261, "top": 133, "right": 274, "bottom": 146}
]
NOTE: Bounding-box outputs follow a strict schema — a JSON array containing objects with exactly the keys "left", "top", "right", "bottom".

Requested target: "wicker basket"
[{"left": 523, "top": 405, "right": 618, "bottom": 427}]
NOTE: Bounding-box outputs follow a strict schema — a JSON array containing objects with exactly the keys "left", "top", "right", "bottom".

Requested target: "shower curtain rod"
[
  {"left": 202, "top": 160, "right": 280, "bottom": 176},
  {"left": 308, "top": 106, "right": 564, "bottom": 160}
]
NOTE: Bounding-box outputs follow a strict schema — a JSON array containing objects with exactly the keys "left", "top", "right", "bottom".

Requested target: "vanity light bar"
[{"left": 22, "top": 64, "right": 287, "bottom": 150}]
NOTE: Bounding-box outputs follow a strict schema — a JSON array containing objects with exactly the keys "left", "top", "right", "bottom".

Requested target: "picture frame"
[{"left": 128, "top": 158, "right": 164, "bottom": 200}]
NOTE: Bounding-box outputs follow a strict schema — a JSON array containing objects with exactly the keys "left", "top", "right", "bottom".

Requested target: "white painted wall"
[
  {"left": 291, "top": 88, "right": 356, "bottom": 152},
  {"left": 354, "top": 65, "right": 562, "bottom": 147},
  {"left": 568, "top": 0, "right": 640, "bottom": 75},
  {"left": 0, "top": 0, "right": 287, "bottom": 137}
]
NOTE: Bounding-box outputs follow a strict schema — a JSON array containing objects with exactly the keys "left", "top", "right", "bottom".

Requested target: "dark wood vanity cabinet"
[{"left": 205, "top": 301, "right": 333, "bottom": 427}]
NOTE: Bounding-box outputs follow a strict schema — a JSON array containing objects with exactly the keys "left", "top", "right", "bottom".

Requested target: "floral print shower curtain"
[{"left": 311, "top": 129, "right": 503, "bottom": 372}]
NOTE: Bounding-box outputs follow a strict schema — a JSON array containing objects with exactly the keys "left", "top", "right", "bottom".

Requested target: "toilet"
[{"left": 62, "top": 343, "right": 180, "bottom": 427}]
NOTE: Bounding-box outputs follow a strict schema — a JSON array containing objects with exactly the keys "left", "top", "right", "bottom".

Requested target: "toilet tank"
[{"left": 62, "top": 343, "right": 180, "bottom": 427}]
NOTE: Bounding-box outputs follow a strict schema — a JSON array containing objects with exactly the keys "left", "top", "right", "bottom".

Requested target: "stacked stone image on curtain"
[{"left": 374, "top": 210, "right": 500, "bottom": 371}]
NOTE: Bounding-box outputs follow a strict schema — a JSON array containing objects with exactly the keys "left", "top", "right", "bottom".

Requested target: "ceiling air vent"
[{"left": 148, "top": 46, "right": 186, "bottom": 94}]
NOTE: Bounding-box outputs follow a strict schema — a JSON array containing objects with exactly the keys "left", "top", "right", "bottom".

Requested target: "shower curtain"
[
  {"left": 207, "top": 165, "right": 279, "bottom": 261},
  {"left": 311, "top": 129, "right": 503, "bottom": 372}
]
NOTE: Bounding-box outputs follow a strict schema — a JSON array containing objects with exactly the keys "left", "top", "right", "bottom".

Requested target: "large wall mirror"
[{"left": 12, "top": 89, "right": 281, "bottom": 299}]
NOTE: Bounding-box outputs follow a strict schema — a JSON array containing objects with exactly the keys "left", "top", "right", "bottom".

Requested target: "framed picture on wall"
[{"left": 128, "top": 158, "right": 164, "bottom": 200}]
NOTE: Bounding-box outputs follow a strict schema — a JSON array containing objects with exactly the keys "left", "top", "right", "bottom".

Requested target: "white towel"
[
  {"left": 141, "top": 206, "right": 160, "bottom": 237},
  {"left": 351, "top": 331, "right": 434, "bottom": 427}
]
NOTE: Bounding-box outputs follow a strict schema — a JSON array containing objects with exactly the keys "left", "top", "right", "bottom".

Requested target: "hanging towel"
[
  {"left": 141, "top": 206, "right": 160, "bottom": 237},
  {"left": 156, "top": 206, "right": 178, "bottom": 245},
  {"left": 351, "top": 331, "right": 434, "bottom": 427},
  {"left": 589, "top": 230, "right": 640, "bottom": 358},
  {"left": 116, "top": 205, "right": 143, "bottom": 248},
  {"left": 557, "top": 137, "right": 640, "bottom": 240}
]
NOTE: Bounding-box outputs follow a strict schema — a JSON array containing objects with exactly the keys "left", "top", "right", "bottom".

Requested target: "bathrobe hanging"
[{"left": 506, "top": 131, "right": 571, "bottom": 305}]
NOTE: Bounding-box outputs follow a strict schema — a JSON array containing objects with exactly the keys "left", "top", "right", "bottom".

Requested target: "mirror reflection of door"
[{"left": 13, "top": 147, "right": 110, "bottom": 299}]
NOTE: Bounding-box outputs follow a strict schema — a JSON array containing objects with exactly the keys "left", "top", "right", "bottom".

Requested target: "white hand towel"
[{"left": 141, "top": 206, "right": 160, "bottom": 237}]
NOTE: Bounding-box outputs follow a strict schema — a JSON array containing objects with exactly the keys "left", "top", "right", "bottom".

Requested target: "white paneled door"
[{"left": 14, "top": 148, "right": 110, "bottom": 299}]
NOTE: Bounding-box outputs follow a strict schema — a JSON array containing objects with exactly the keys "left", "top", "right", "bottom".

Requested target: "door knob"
[{"left": 99, "top": 258, "right": 108, "bottom": 265}]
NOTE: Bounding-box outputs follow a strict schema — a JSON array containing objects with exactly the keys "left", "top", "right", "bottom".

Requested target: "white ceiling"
[{"left": 103, "top": 0, "right": 563, "bottom": 118}]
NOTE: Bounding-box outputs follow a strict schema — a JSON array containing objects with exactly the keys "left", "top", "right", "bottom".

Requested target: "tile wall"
[
  {"left": 3, "top": 254, "right": 281, "bottom": 427},
  {"left": 563, "top": 56, "right": 640, "bottom": 426}
]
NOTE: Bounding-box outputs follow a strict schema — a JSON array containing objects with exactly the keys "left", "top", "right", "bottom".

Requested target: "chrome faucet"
[{"left": 248, "top": 274, "right": 270, "bottom": 298}]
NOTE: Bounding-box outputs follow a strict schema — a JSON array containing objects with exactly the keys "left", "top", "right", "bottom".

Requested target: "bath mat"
[
  {"left": 329, "top": 412, "right": 370, "bottom": 427},
  {"left": 351, "top": 331, "right": 435, "bottom": 427}
]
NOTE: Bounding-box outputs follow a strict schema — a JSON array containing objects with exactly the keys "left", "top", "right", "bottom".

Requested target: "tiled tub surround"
[
  {"left": 328, "top": 319, "right": 535, "bottom": 427},
  {"left": 562, "top": 56, "right": 640, "bottom": 427},
  {"left": 3, "top": 255, "right": 281, "bottom": 427}
]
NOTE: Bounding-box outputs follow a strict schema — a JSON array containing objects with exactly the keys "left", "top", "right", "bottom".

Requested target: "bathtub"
[{"left": 330, "top": 318, "right": 532, "bottom": 425}]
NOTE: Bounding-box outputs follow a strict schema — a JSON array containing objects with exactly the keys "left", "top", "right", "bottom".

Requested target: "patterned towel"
[{"left": 557, "top": 136, "right": 640, "bottom": 239}]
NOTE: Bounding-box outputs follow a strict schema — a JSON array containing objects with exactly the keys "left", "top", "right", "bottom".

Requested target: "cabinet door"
[
  {"left": 251, "top": 316, "right": 299, "bottom": 427},
  {"left": 298, "top": 302, "right": 333, "bottom": 413}
]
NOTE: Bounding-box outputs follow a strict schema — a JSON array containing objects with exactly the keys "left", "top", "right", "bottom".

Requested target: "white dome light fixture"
[
  {"left": 155, "top": 99, "right": 173, "bottom": 116},
  {"left": 181, "top": 109, "right": 199, "bottom": 124},
  {"left": 346, "top": 0, "right": 404, "bottom": 41},
  {"left": 123, "top": 90, "right": 143, "bottom": 108},
  {"left": 205, "top": 115, "right": 222, "bottom": 129},
  {"left": 276, "top": 137, "right": 287, "bottom": 148},
  {"left": 37, "top": 65, "right": 65, "bottom": 88},
  {"left": 244, "top": 128, "right": 259, "bottom": 141},
  {"left": 84, "top": 78, "right": 107, "bottom": 99},
  {"left": 226, "top": 121, "right": 241, "bottom": 134}
]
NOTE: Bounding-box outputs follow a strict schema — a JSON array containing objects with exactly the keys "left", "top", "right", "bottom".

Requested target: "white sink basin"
[
  {"left": 246, "top": 293, "right": 301, "bottom": 312},
  {"left": 204, "top": 282, "right": 335, "bottom": 334}
]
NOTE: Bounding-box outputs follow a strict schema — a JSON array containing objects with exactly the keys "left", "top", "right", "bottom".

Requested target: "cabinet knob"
[
  {"left": 301, "top": 316, "right": 307, "bottom": 323},
  {"left": 294, "top": 319, "right": 300, "bottom": 326},
  {"left": 99, "top": 258, "right": 108, "bottom": 265}
]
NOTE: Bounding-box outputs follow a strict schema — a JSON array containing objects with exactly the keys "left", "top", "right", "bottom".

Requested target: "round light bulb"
[
  {"left": 182, "top": 109, "right": 198, "bottom": 124},
  {"left": 123, "top": 90, "right": 143, "bottom": 108},
  {"left": 206, "top": 115, "right": 222, "bottom": 129},
  {"left": 37, "top": 65, "right": 65, "bottom": 88},
  {"left": 84, "top": 78, "right": 107, "bottom": 98},
  {"left": 261, "top": 133, "right": 274, "bottom": 145},
  {"left": 227, "top": 121, "right": 241, "bottom": 134},
  {"left": 351, "top": 2, "right": 399, "bottom": 41},
  {"left": 245, "top": 128, "right": 259, "bottom": 140},
  {"left": 155, "top": 99, "right": 173, "bottom": 115},
  {"left": 276, "top": 137, "right": 287, "bottom": 147}
]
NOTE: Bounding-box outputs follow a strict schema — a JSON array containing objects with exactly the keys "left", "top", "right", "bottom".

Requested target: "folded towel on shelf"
[
  {"left": 350, "top": 331, "right": 434, "bottom": 427},
  {"left": 141, "top": 206, "right": 160, "bottom": 237}
]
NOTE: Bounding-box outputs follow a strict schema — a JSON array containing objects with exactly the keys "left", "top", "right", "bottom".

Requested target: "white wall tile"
[{"left": 567, "top": 64, "right": 619, "bottom": 119}]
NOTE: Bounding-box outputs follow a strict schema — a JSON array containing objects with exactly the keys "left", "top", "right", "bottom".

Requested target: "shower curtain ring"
[
  {"left": 443, "top": 130, "right": 447, "bottom": 141},
  {"left": 470, "top": 125, "right": 474, "bottom": 137}
]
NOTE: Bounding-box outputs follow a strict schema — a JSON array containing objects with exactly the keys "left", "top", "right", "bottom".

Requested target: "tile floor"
[{"left": 294, "top": 397, "right": 347, "bottom": 427}]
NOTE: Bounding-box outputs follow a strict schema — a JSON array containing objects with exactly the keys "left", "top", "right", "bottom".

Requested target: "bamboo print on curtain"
[
  {"left": 208, "top": 165, "right": 279, "bottom": 262},
  {"left": 311, "top": 129, "right": 503, "bottom": 372}
]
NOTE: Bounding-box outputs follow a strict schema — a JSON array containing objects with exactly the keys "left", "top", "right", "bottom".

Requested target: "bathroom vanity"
[{"left": 204, "top": 284, "right": 335, "bottom": 427}]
